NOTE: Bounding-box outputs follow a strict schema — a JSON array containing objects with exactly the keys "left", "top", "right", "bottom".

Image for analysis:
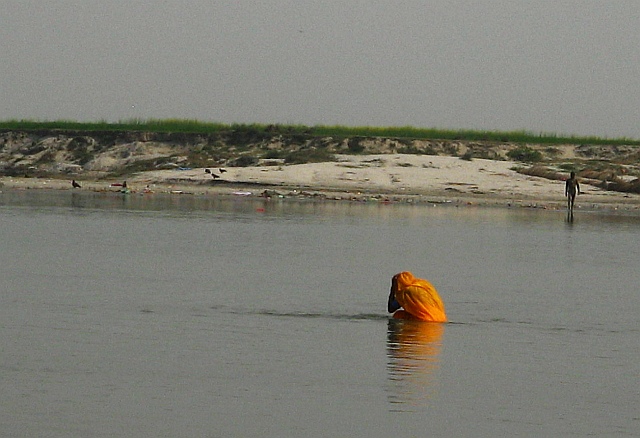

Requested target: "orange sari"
[{"left": 388, "top": 271, "right": 447, "bottom": 322}]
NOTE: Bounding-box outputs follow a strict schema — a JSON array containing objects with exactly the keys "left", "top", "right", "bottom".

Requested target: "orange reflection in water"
[{"left": 386, "top": 319, "right": 445, "bottom": 411}]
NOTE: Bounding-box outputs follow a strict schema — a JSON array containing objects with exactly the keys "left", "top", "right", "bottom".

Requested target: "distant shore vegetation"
[{"left": 1, "top": 119, "right": 639, "bottom": 146}]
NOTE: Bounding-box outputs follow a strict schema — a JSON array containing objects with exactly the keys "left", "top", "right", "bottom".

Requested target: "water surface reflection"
[
  {"left": 3, "top": 190, "right": 640, "bottom": 437},
  {"left": 386, "top": 320, "right": 445, "bottom": 411}
]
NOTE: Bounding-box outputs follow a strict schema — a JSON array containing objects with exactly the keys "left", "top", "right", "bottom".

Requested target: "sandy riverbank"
[{"left": 2, "top": 154, "right": 640, "bottom": 213}]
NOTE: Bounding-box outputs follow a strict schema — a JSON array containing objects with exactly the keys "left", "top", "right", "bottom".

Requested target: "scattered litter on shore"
[{"left": 1, "top": 154, "right": 639, "bottom": 215}]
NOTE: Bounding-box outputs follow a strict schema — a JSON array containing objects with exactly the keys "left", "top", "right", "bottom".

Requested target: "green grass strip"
[{"left": 1, "top": 119, "right": 638, "bottom": 146}]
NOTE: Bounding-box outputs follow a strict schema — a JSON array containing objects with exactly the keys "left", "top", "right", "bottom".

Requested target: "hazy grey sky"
[{"left": 2, "top": 1, "right": 640, "bottom": 138}]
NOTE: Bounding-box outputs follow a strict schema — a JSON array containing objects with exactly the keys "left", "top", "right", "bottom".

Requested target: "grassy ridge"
[
  {"left": 0, "top": 119, "right": 228, "bottom": 134},
  {"left": 1, "top": 119, "right": 639, "bottom": 146}
]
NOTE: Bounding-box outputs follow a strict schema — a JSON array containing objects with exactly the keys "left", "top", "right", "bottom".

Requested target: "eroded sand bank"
[{"left": 2, "top": 155, "right": 639, "bottom": 213}]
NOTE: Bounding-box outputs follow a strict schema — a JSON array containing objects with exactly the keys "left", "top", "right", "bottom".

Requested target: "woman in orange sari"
[{"left": 387, "top": 271, "right": 447, "bottom": 322}]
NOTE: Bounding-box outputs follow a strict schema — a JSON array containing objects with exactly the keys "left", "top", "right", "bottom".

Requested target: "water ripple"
[{"left": 218, "top": 306, "right": 389, "bottom": 321}]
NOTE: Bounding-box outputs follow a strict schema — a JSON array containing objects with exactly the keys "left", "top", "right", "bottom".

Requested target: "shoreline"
[{"left": 2, "top": 154, "right": 640, "bottom": 215}]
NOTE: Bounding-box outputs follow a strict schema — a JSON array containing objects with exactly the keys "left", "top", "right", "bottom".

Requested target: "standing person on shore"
[{"left": 565, "top": 171, "right": 580, "bottom": 213}]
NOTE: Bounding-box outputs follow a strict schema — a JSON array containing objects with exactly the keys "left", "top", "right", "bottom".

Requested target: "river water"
[{"left": 1, "top": 190, "right": 639, "bottom": 437}]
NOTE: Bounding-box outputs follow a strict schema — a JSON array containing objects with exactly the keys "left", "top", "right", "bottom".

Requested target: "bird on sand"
[
  {"left": 204, "top": 168, "right": 211, "bottom": 174},
  {"left": 219, "top": 168, "right": 227, "bottom": 173},
  {"left": 72, "top": 180, "right": 81, "bottom": 188},
  {"left": 211, "top": 173, "right": 221, "bottom": 179}
]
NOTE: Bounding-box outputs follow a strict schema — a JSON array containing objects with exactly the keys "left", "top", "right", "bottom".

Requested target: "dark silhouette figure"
[
  {"left": 565, "top": 171, "right": 580, "bottom": 214},
  {"left": 388, "top": 275, "right": 401, "bottom": 313},
  {"left": 205, "top": 168, "right": 211, "bottom": 174},
  {"left": 219, "top": 168, "right": 227, "bottom": 173},
  {"left": 122, "top": 181, "right": 127, "bottom": 189},
  {"left": 211, "top": 173, "right": 220, "bottom": 179},
  {"left": 72, "top": 180, "right": 81, "bottom": 189}
]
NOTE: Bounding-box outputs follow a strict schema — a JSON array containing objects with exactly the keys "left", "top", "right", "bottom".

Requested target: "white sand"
[
  {"left": 3, "top": 154, "right": 639, "bottom": 211},
  {"left": 132, "top": 154, "right": 639, "bottom": 207}
]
